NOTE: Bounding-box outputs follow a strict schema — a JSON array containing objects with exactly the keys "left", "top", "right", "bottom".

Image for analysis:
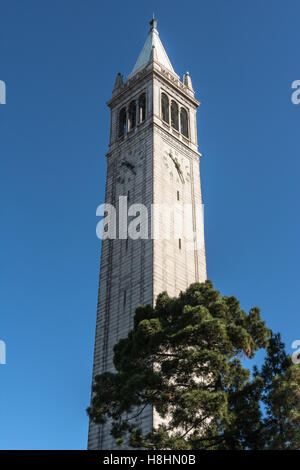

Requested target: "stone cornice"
[
  {"left": 105, "top": 121, "right": 201, "bottom": 162},
  {"left": 153, "top": 123, "right": 201, "bottom": 161},
  {"left": 107, "top": 62, "right": 200, "bottom": 110},
  {"left": 106, "top": 121, "right": 152, "bottom": 158},
  {"left": 107, "top": 67, "right": 152, "bottom": 108},
  {"left": 153, "top": 67, "right": 200, "bottom": 108}
]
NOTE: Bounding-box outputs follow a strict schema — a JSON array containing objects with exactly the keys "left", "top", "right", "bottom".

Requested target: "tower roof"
[{"left": 129, "top": 17, "right": 175, "bottom": 77}]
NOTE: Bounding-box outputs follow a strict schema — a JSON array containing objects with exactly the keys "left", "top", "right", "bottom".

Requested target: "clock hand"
[
  {"left": 121, "top": 160, "right": 136, "bottom": 175},
  {"left": 169, "top": 152, "right": 184, "bottom": 183}
]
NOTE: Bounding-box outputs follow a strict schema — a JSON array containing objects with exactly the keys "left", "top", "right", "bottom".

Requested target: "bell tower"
[{"left": 88, "top": 18, "right": 207, "bottom": 450}]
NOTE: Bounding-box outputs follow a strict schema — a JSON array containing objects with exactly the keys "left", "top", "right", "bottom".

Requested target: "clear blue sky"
[{"left": 1, "top": 0, "right": 299, "bottom": 450}]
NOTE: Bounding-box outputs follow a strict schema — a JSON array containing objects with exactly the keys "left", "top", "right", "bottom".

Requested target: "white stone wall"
[
  {"left": 152, "top": 126, "right": 206, "bottom": 304},
  {"left": 88, "top": 125, "right": 154, "bottom": 450},
  {"left": 88, "top": 65, "right": 206, "bottom": 449}
]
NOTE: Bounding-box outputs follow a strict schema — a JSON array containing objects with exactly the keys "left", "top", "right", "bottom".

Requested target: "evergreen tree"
[
  {"left": 254, "top": 334, "right": 300, "bottom": 449},
  {"left": 88, "top": 280, "right": 272, "bottom": 449}
]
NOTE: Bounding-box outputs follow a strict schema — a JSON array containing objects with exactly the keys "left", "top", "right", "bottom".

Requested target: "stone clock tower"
[{"left": 88, "top": 18, "right": 207, "bottom": 450}]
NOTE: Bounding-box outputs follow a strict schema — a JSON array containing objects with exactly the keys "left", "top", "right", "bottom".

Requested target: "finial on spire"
[{"left": 149, "top": 15, "right": 158, "bottom": 31}]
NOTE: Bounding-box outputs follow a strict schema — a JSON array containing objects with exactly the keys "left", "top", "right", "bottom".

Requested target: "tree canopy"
[{"left": 88, "top": 280, "right": 300, "bottom": 449}]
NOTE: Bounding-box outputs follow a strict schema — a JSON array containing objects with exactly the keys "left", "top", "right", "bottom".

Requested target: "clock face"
[
  {"left": 116, "top": 146, "right": 144, "bottom": 185},
  {"left": 163, "top": 149, "right": 191, "bottom": 184}
]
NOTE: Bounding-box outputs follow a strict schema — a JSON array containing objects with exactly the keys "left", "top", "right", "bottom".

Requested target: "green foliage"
[
  {"left": 254, "top": 334, "right": 300, "bottom": 449},
  {"left": 87, "top": 280, "right": 299, "bottom": 449}
]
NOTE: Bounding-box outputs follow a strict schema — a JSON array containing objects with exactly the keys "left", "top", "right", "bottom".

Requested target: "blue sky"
[{"left": 1, "top": 0, "right": 299, "bottom": 450}]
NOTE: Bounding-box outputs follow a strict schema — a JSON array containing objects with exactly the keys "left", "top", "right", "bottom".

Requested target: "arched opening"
[
  {"left": 161, "top": 93, "right": 169, "bottom": 124},
  {"left": 128, "top": 101, "right": 136, "bottom": 131},
  {"left": 138, "top": 93, "right": 146, "bottom": 123},
  {"left": 118, "top": 107, "right": 127, "bottom": 137},
  {"left": 180, "top": 107, "right": 189, "bottom": 138},
  {"left": 171, "top": 100, "right": 179, "bottom": 131}
]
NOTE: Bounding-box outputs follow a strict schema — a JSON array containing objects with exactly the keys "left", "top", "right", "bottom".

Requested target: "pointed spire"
[{"left": 128, "top": 18, "right": 175, "bottom": 77}]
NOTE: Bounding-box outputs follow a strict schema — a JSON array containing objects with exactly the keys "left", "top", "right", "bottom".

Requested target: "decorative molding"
[
  {"left": 154, "top": 124, "right": 200, "bottom": 161},
  {"left": 107, "top": 122, "right": 152, "bottom": 157},
  {"left": 109, "top": 62, "right": 199, "bottom": 109}
]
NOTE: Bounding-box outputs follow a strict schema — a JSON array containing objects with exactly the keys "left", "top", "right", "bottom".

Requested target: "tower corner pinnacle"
[
  {"left": 184, "top": 71, "right": 194, "bottom": 91},
  {"left": 113, "top": 72, "right": 123, "bottom": 91}
]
